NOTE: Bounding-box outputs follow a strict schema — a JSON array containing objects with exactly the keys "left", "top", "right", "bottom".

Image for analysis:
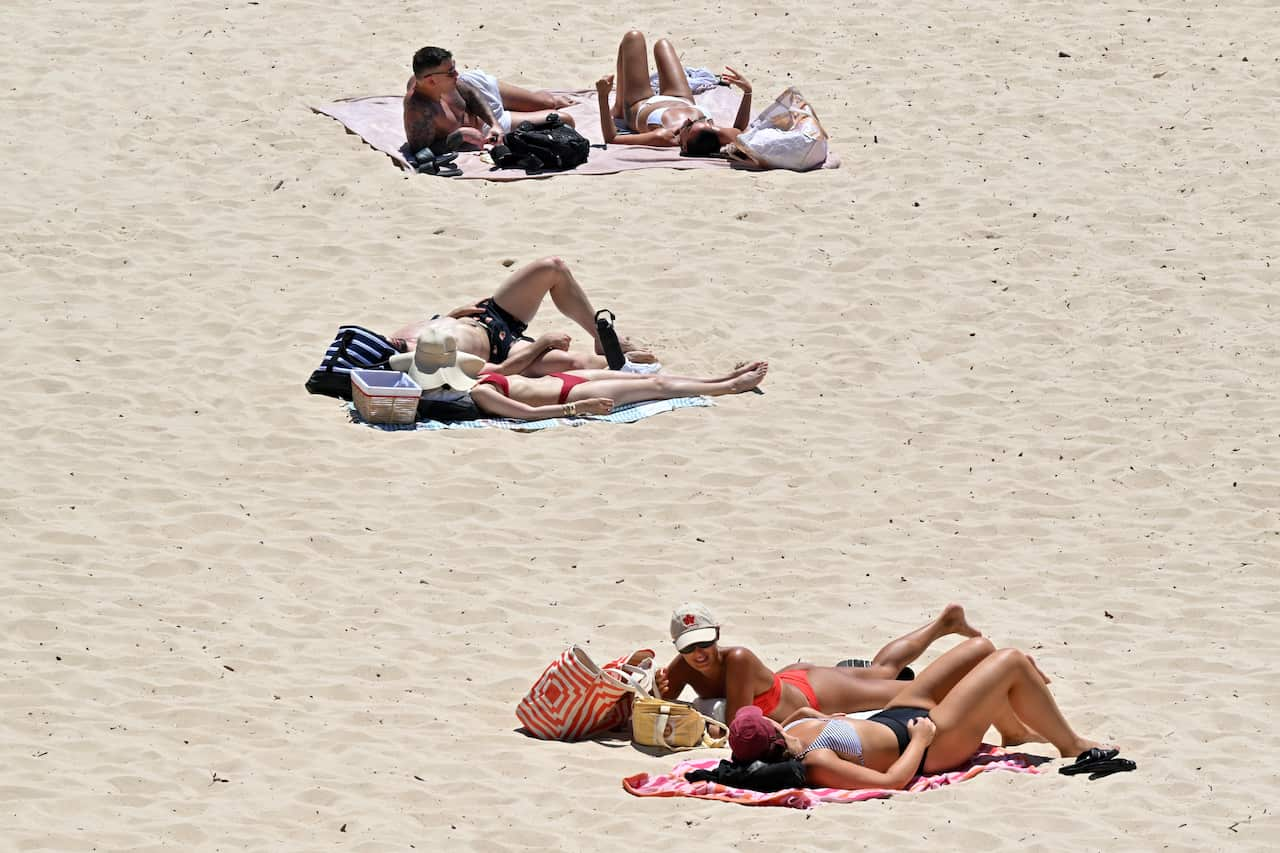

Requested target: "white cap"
[{"left": 670, "top": 603, "right": 719, "bottom": 650}]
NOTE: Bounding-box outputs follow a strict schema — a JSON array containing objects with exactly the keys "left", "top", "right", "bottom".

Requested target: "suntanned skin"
[
  {"left": 388, "top": 257, "right": 656, "bottom": 378},
  {"left": 658, "top": 604, "right": 984, "bottom": 725},
  {"left": 403, "top": 59, "right": 501, "bottom": 154},
  {"left": 596, "top": 30, "right": 752, "bottom": 151},
  {"left": 468, "top": 362, "right": 768, "bottom": 420},
  {"left": 404, "top": 60, "right": 578, "bottom": 154},
  {"left": 758, "top": 641, "right": 1112, "bottom": 790}
]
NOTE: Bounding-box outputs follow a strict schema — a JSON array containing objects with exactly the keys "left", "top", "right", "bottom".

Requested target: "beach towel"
[
  {"left": 311, "top": 86, "right": 840, "bottom": 180},
  {"left": 348, "top": 396, "right": 712, "bottom": 432},
  {"left": 622, "top": 745, "right": 1046, "bottom": 809}
]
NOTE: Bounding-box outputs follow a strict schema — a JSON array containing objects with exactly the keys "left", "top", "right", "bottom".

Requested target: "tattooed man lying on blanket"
[
  {"left": 387, "top": 257, "right": 654, "bottom": 378},
  {"left": 404, "top": 46, "right": 576, "bottom": 153}
]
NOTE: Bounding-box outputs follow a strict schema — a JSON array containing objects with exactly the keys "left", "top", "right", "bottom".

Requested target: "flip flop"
[
  {"left": 1059, "top": 747, "right": 1134, "bottom": 779},
  {"left": 1087, "top": 758, "right": 1138, "bottom": 780}
]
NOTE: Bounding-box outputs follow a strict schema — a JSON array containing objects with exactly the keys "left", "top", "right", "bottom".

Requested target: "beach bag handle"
[{"left": 650, "top": 704, "right": 727, "bottom": 750}]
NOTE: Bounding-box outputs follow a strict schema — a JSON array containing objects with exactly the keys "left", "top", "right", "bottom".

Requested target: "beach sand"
[{"left": 3, "top": 0, "right": 1277, "bottom": 850}]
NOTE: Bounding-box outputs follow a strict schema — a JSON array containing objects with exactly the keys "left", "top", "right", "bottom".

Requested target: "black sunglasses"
[{"left": 678, "top": 639, "right": 717, "bottom": 654}]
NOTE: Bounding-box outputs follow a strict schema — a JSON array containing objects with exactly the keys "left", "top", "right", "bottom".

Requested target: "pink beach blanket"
[
  {"left": 622, "top": 745, "right": 1045, "bottom": 809},
  {"left": 311, "top": 86, "right": 840, "bottom": 180}
]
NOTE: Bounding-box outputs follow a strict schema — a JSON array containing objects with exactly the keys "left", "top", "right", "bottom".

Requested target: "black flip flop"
[
  {"left": 1059, "top": 748, "right": 1136, "bottom": 779},
  {"left": 412, "top": 149, "right": 463, "bottom": 177}
]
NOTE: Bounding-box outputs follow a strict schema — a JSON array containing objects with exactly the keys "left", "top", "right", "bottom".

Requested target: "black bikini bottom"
[{"left": 867, "top": 706, "right": 931, "bottom": 777}]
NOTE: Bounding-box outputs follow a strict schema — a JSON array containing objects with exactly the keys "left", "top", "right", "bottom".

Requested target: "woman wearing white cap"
[{"left": 658, "top": 603, "right": 1024, "bottom": 736}]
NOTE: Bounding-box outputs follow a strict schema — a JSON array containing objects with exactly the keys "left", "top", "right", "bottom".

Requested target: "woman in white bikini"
[{"left": 595, "top": 30, "right": 753, "bottom": 155}]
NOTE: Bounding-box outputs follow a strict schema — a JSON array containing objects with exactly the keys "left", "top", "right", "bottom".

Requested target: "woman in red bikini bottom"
[
  {"left": 467, "top": 361, "right": 769, "bottom": 420},
  {"left": 658, "top": 603, "right": 1010, "bottom": 730}
]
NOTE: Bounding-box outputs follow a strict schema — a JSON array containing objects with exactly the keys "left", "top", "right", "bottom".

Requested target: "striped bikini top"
[{"left": 784, "top": 717, "right": 865, "bottom": 764}]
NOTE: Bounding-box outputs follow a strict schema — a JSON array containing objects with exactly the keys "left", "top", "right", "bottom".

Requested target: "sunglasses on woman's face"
[{"left": 678, "top": 639, "right": 716, "bottom": 655}]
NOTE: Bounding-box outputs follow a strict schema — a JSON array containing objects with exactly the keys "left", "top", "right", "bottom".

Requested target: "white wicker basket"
[{"left": 351, "top": 369, "right": 421, "bottom": 424}]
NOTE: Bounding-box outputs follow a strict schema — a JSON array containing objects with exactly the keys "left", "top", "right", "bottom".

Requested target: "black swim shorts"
[{"left": 475, "top": 297, "right": 532, "bottom": 362}]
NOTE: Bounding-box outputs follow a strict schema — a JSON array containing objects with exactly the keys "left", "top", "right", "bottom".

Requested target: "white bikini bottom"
[{"left": 638, "top": 94, "right": 711, "bottom": 126}]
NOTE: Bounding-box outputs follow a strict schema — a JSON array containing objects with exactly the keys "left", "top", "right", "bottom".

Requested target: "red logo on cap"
[{"left": 683, "top": 614, "right": 696, "bottom": 626}]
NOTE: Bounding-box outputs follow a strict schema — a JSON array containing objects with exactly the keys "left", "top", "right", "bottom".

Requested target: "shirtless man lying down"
[{"left": 404, "top": 46, "right": 576, "bottom": 154}]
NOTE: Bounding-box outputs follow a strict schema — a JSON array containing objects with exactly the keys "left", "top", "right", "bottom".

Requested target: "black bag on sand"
[
  {"left": 492, "top": 114, "right": 591, "bottom": 173},
  {"left": 305, "top": 325, "right": 399, "bottom": 401},
  {"left": 417, "top": 388, "right": 483, "bottom": 423},
  {"left": 685, "top": 759, "right": 807, "bottom": 792}
]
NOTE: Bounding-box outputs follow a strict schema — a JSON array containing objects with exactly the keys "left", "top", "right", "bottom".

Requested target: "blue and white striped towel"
[{"left": 350, "top": 396, "right": 712, "bottom": 432}]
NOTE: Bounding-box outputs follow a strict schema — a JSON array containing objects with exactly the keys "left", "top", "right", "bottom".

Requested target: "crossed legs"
[
  {"left": 564, "top": 361, "right": 767, "bottom": 405},
  {"left": 886, "top": 644, "right": 1107, "bottom": 771},
  {"left": 861, "top": 603, "right": 982, "bottom": 681},
  {"left": 498, "top": 80, "right": 577, "bottom": 128}
]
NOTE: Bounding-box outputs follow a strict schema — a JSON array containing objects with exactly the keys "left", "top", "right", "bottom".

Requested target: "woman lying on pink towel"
[{"left": 728, "top": 642, "right": 1135, "bottom": 790}]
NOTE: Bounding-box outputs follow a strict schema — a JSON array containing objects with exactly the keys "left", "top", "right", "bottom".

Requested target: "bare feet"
[
  {"left": 596, "top": 335, "right": 649, "bottom": 358},
  {"left": 938, "top": 603, "right": 982, "bottom": 638},
  {"left": 727, "top": 360, "right": 767, "bottom": 380},
  {"left": 1064, "top": 739, "right": 1114, "bottom": 759},
  {"left": 729, "top": 364, "right": 768, "bottom": 393},
  {"left": 624, "top": 350, "right": 657, "bottom": 364},
  {"left": 550, "top": 93, "right": 577, "bottom": 109}
]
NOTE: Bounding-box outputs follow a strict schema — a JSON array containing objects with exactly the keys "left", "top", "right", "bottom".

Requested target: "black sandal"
[
  {"left": 411, "top": 149, "right": 462, "bottom": 178},
  {"left": 1058, "top": 748, "right": 1137, "bottom": 780}
]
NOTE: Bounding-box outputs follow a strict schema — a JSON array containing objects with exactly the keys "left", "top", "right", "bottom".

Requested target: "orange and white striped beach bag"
[{"left": 516, "top": 645, "right": 655, "bottom": 741}]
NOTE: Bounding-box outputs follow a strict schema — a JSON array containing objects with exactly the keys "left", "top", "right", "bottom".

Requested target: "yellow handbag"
[{"left": 630, "top": 696, "right": 727, "bottom": 751}]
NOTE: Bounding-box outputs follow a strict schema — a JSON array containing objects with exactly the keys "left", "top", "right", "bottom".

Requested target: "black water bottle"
[{"left": 595, "top": 309, "right": 626, "bottom": 370}]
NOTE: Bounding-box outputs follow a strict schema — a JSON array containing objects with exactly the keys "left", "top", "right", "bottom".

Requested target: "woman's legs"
[
  {"left": 653, "top": 38, "right": 694, "bottom": 100},
  {"left": 883, "top": 630, "right": 1047, "bottom": 748},
  {"left": 562, "top": 362, "right": 762, "bottom": 382},
  {"left": 566, "top": 362, "right": 766, "bottom": 405},
  {"left": 924, "top": 649, "right": 1107, "bottom": 771},
  {"left": 614, "top": 31, "right": 655, "bottom": 123},
  {"left": 862, "top": 603, "right": 982, "bottom": 681},
  {"left": 883, "top": 636, "right": 997, "bottom": 711}
]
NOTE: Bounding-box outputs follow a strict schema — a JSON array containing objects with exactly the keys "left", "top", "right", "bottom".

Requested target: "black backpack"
[
  {"left": 493, "top": 114, "right": 591, "bottom": 173},
  {"left": 304, "top": 325, "right": 399, "bottom": 401}
]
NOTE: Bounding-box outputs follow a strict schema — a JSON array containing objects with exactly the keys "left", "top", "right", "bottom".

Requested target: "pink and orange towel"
[{"left": 622, "top": 745, "right": 1046, "bottom": 809}]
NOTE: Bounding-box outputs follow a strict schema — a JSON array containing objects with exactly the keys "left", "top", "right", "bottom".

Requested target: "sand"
[{"left": 3, "top": 0, "right": 1278, "bottom": 850}]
